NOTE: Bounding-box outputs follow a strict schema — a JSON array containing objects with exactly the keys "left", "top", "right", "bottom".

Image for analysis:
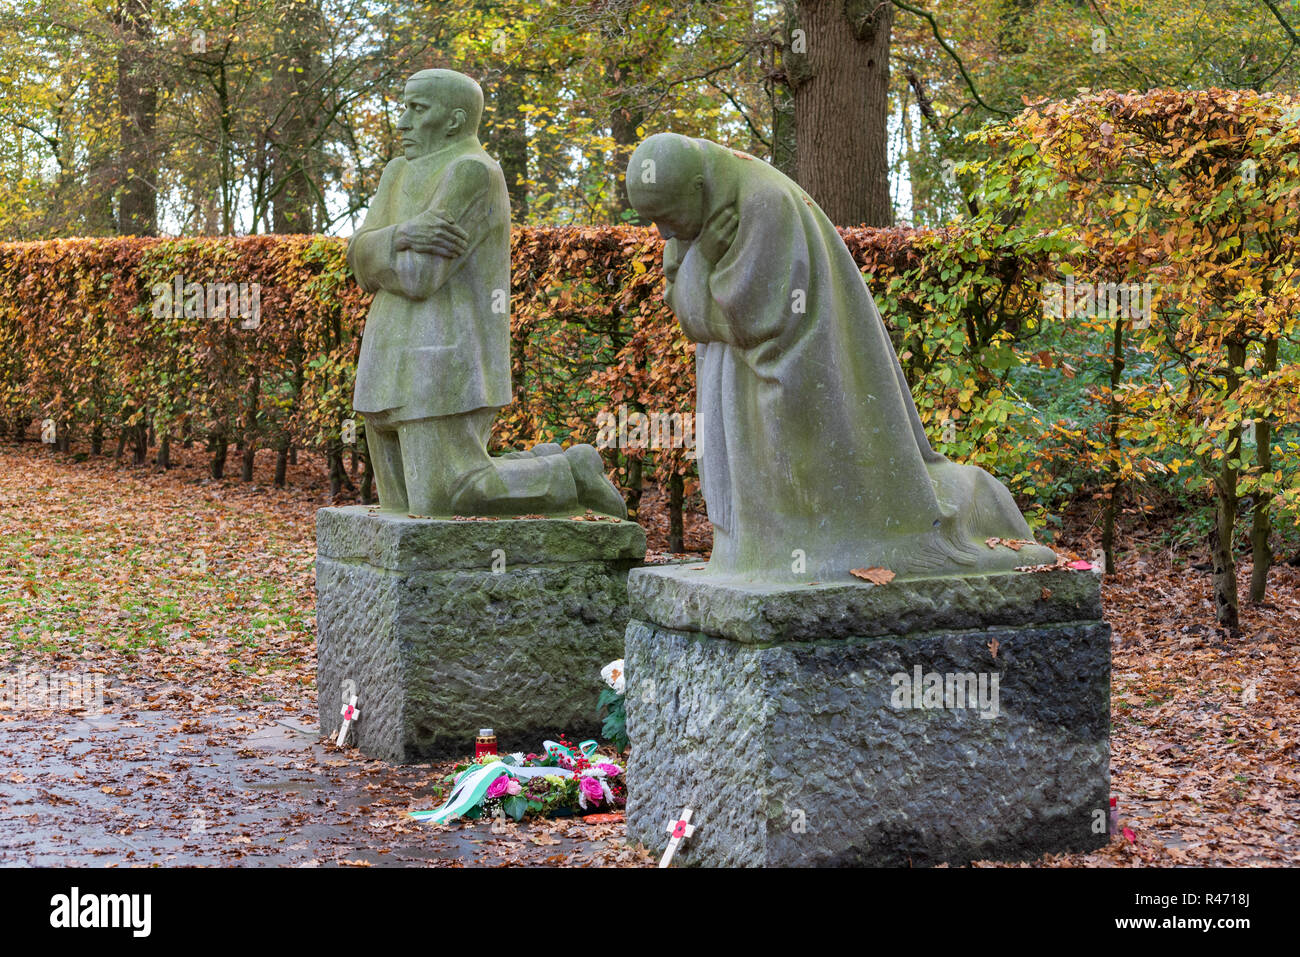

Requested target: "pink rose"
[
  {"left": 580, "top": 776, "right": 604, "bottom": 804},
  {"left": 597, "top": 763, "right": 621, "bottom": 777},
  {"left": 506, "top": 780, "right": 522, "bottom": 796},
  {"left": 486, "top": 775, "right": 510, "bottom": 799}
]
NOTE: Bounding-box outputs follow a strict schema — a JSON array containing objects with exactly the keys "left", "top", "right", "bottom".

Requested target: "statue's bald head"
[
  {"left": 399, "top": 69, "right": 483, "bottom": 159},
  {"left": 626, "top": 133, "right": 707, "bottom": 241},
  {"left": 406, "top": 69, "right": 484, "bottom": 134}
]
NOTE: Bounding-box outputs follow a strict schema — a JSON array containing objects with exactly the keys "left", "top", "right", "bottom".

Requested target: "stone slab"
[
  {"left": 623, "top": 571, "right": 1111, "bottom": 867},
  {"left": 317, "top": 505, "right": 644, "bottom": 569},
  {"left": 628, "top": 562, "right": 1104, "bottom": 644},
  {"left": 316, "top": 507, "right": 646, "bottom": 761}
]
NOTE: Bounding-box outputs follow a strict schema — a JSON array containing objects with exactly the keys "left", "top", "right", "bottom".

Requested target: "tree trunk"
[
  {"left": 270, "top": 0, "right": 322, "bottom": 233},
  {"left": 606, "top": 40, "right": 646, "bottom": 221},
  {"left": 114, "top": 0, "right": 158, "bottom": 236},
  {"left": 131, "top": 423, "right": 147, "bottom": 465},
  {"left": 668, "top": 471, "right": 685, "bottom": 553},
  {"left": 771, "top": 0, "right": 801, "bottom": 177},
  {"left": 91, "top": 421, "right": 104, "bottom": 456},
  {"left": 1249, "top": 335, "right": 1280, "bottom": 603},
  {"left": 488, "top": 68, "right": 529, "bottom": 219},
  {"left": 360, "top": 439, "right": 375, "bottom": 504},
  {"left": 1101, "top": 313, "right": 1125, "bottom": 574},
  {"left": 1249, "top": 419, "right": 1273, "bottom": 603},
  {"left": 156, "top": 433, "right": 170, "bottom": 469},
  {"left": 625, "top": 454, "right": 644, "bottom": 522},
  {"left": 274, "top": 434, "right": 289, "bottom": 488},
  {"left": 328, "top": 441, "right": 355, "bottom": 499},
  {"left": 209, "top": 430, "right": 228, "bottom": 479},
  {"left": 792, "top": 0, "right": 894, "bottom": 226},
  {"left": 1209, "top": 513, "right": 1240, "bottom": 636},
  {"left": 1210, "top": 339, "right": 1246, "bottom": 634},
  {"left": 241, "top": 372, "right": 259, "bottom": 481}
]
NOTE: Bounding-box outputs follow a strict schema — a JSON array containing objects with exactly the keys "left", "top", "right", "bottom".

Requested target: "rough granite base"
[
  {"left": 316, "top": 506, "right": 646, "bottom": 762},
  {"left": 624, "top": 564, "right": 1111, "bottom": 867}
]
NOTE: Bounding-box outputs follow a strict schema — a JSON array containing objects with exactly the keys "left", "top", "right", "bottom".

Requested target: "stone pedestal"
[
  {"left": 316, "top": 507, "right": 645, "bottom": 762},
  {"left": 624, "top": 565, "right": 1111, "bottom": 867}
]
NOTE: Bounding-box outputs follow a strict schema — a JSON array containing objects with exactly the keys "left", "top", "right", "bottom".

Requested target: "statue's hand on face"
[
  {"left": 641, "top": 198, "right": 703, "bottom": 245},
  {"left": 696, "top": 206, "right": 739, "bottom": 266}
]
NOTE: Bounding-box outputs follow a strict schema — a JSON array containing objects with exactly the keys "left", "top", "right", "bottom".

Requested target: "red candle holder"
[{"left": 475, "top": 728, "right": 498, "bottom": 761}]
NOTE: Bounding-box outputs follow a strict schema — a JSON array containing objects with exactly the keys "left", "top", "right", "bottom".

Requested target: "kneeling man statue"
[{"left": 348, "top": 68, "right": 625, "bottom": 518}]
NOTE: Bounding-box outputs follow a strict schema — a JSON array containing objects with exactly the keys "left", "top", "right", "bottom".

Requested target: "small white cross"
[
  {"left": 336, "top": 694, "right": 360, "bottom": 747},
  {"left": 659, "top": 807, "right": 696, "bottom": 868}
]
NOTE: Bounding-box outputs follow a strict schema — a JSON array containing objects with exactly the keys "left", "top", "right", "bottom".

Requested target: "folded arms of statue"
[{"left": 348, "top": 159, "right": 491, "bottom": 302}]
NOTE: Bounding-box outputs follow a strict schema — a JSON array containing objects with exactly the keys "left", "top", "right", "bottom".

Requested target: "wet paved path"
[{"left": 0, "top": 691, "right": 640, "bottom": 867}]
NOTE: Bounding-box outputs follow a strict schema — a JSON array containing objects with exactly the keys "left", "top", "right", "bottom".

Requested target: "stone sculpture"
[
  {"left": 626, "top": 132, "right": 1056, "bottom": 580},
  {"left": 349, "top": 68, "right": 624, "bottom": 518}
]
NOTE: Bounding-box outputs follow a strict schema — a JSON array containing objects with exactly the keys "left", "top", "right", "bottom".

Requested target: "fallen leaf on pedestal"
[
  {"left": 985, "top": 537, "right": 1033, "bottom": 551},
  {"left": 850, "top": 567, "right": 895, "bottom": 585}
]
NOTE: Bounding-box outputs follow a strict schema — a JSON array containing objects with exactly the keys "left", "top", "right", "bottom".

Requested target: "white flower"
[{"left": 601, "top": 658, "right": 626, "bottom": 695}]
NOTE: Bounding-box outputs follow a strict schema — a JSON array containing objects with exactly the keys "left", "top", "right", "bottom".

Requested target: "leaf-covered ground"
[{"left": 1, "top": 441, "right": 1296, "bottom": 866}]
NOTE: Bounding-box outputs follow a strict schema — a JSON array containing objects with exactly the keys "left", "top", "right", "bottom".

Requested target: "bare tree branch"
[
  {"left": 890, "top": 0, "right": 1013, "bottom": 117},
  {"left": 1259, "top": 0, "right": 1300, "bottom": 45}
]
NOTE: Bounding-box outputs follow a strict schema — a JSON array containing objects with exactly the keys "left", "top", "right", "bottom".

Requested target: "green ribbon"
[
  {"left": 410, "top": 762, "right": 511, "bottom": 824},
  {"left": 410, "top": 741, "right": 603, "bottom": 825}
]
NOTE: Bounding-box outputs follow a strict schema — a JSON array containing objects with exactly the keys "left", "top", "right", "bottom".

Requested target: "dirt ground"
[{"left": 1, "top": 441, "right": 1296, "bottom": 866}]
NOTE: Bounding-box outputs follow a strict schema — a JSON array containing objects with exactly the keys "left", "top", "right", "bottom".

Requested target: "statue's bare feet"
[{"left": 563, "top": 444, "right": 628, "bottom": 518}]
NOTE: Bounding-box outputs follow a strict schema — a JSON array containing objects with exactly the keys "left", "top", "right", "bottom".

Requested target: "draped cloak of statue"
[{"left": 655, "top": 137, "right": 1057, "bottom": 581}]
